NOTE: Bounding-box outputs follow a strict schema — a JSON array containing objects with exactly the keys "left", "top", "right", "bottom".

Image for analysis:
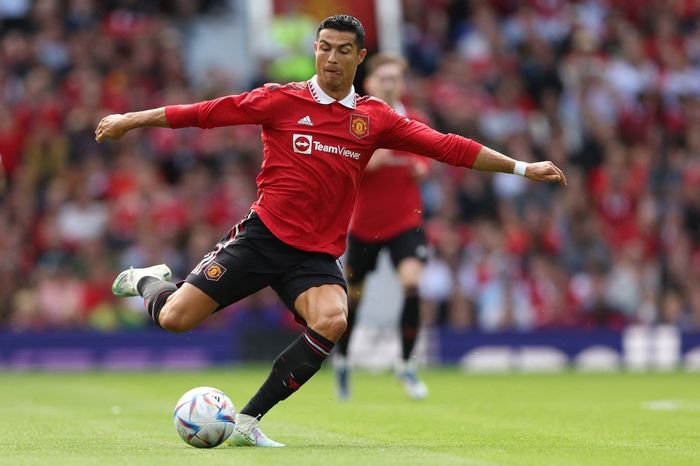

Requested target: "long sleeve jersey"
[
  {"left": 349, "top": 104, "right": 431, "bottom": 242},
  {"left": 165, "top": 75, "right": 482, "bottom": 257}
]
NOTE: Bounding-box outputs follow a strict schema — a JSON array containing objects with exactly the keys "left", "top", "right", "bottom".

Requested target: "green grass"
[{"left": 2, "top": 368, "right": 699, "bottom": 466}]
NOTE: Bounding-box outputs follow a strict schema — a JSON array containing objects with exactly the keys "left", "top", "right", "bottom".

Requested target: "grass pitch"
[{"left": 2, "top": 367, "right": 699, "bottom": 466}]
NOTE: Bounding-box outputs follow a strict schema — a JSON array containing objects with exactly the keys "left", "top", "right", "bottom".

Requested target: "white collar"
[{"left": 308, "top": 75, "right": 356, "bottom": 109}]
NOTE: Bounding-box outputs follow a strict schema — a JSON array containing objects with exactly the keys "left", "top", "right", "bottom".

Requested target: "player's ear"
[
  {"left": 313, "top": 41, "right": 318, "bottom": 53},
  {"left": 358, "top": 48, "right": 367, "bottom": 64}
]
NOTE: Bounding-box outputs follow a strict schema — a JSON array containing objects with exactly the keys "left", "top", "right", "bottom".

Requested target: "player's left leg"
[
  {"left": 230, "top": 257, "right": 347, "bottom": 447},
  {"left": 390, "top": 229, "right": 429, "bottom": 400}
]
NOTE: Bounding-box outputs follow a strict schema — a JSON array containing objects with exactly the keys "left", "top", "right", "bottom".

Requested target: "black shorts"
[
  {"left": 345, "top": 227, "right": 427, "bottom": 285},
  {"left": 185, "top": 211, "right": 347, "bottom": 323}
]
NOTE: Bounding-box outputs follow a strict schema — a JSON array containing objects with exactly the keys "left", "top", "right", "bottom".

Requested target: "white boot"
[{"left": 227, "top": 414, "right": 285, "bottom": 447}]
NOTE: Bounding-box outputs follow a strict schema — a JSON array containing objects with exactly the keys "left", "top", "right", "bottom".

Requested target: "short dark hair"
[{"left": 317, "top": 15, "right": 365, "bottom": 50}]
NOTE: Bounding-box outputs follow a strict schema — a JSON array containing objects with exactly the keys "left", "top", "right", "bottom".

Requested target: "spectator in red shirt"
[{"left": 95, "top": 15, "right": 566, "bottom": 447}]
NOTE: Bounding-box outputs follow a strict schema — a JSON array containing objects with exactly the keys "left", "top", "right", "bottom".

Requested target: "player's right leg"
[
  {"left": 112, "top": 264, "right": 172, "bottom": 298},
  {"left": 157, "top": 284, "right": 220, "bottom": 332},
  {"left": 115, "top": 211, "right": 285, "bottom": 446},
  {"left": 112, "top": 263, "right": 221, "bottom": 331},
  {"left": 112, "top": 211, "right": 266, "bottom": 332}
]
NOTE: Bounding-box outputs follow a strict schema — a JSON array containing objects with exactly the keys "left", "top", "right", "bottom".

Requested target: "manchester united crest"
[
  {"left": 350, "top": 114, "right": 369, "bottom": 139},
  {"left": 204, "top": 261, "right": 227, "bottom": 281}
]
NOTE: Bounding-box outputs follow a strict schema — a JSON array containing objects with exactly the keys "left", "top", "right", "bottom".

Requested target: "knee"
[
  {"left": 399, "top": 270, "right": 420, "bottom": 296},
  {"left": 158, "top": 304, "right": 195, "bottom": 333},
  {"left": 398, "top": 260, "right": 423, "bottom": 290},
  {"left": 310, "top": 304, "right": 348, "bottom": 341}
]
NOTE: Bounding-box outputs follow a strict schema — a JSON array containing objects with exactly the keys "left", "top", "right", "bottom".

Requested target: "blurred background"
[{"left": 1, "top": 0, "right": 699, "bottom": 372}]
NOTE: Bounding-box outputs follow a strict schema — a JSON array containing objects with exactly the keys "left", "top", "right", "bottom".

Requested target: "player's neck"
[{"left": 322, "top": 84, "right": 353, "bottom": 101}]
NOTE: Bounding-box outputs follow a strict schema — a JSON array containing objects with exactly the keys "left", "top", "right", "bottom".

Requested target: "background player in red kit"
[
  {"left": 95, "top": 15, "right": 566, "bottom": 447},
  {"left": 334, "top": 53, "right": 431, "bottom": 401}
]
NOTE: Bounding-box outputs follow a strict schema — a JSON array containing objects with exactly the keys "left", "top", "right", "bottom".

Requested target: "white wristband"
[{"left": 513, "top": 161, "right": 527, "bottom": 177}]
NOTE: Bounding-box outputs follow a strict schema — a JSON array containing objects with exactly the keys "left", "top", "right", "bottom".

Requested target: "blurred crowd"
[{"left": 1, "top": 0, "right": 699, "bottom": 333}]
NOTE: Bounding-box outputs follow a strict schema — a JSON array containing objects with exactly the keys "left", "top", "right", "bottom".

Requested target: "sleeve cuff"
[
  {"left": 165, "top": 104, "right": 199, "bottom": 128},
  {"left": 464, "top": 140, "right": 483, "bottom": 168}
]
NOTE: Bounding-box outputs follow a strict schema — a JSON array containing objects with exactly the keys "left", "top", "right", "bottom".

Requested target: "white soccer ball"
[{"left": 173, "top": 386, "right": 236, "bottom": 448}]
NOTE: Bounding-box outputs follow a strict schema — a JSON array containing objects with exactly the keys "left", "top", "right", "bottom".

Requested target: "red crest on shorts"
[
  {"left": 350, "top": 114, "right": 369, "bottom": 139},
  {"left": 204, "top": 261, "right": 226, "bottom": 281}
]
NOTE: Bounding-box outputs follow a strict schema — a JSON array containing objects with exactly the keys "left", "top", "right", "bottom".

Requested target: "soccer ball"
[{"left": 173, "top": 386, "right": 236, "bottom": 448}]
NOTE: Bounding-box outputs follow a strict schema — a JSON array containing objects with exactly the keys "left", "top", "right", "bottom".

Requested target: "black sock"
[
  {"left": 137, "top": 276, "right": 177, "bottom": 328},
  {"left": 240, "top": 327, "right": 334, "bottom": 419},
  {"left": 400, "top": 288, "right": 420, "bottom": 361},
  {"left": 336, "top": 299, "right": 358, "bottom": 357}
]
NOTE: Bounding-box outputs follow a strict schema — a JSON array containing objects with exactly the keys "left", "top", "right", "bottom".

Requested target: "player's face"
[
  {"left": 365, "top": 63, "right": 405, "bottom": 104},
  {"left": 314, "top": 29, "right": 367, "bottom": 96}
]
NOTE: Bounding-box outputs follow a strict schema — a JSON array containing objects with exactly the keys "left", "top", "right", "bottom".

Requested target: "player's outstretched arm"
[
  {"left": 95, "top": 108, "right": 169, "bottom": 142},
  {"left": 472, "top": 145, "right": 567, "bottom": 187}
]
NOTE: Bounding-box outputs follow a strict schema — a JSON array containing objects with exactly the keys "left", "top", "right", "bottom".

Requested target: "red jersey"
[
  {"left": 165, "top": 76, "right": 482, "bottom": 257},
  {"left": 349, "top": 104, "right": 429, "bottom": 242}
]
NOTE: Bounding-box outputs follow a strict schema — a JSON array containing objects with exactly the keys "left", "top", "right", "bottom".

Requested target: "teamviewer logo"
[{"left": 293, "top": 134, "right": 313, "bottom": 155}]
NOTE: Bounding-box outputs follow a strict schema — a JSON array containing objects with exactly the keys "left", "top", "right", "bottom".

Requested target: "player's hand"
[
  {"left": 95, "top": 114, "right": 130, "bottom": 142},
  {"left": 524, "top": 161, "right": 567, "bottom": 187}
]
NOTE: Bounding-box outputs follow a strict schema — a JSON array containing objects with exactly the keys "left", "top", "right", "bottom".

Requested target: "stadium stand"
[{"left": 1, "top": 0, "right": 699, "bottom": 336}]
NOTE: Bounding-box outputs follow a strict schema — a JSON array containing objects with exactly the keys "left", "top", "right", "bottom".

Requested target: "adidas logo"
[{"left": 297, "top": 115, "right": 313, "bottom": 126}]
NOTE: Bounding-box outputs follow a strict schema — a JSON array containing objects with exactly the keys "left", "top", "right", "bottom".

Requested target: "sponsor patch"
[
  {"left": 204, "top": 261, "right": 227, "bottom": 281},
  {"left": 292, "top": 134, "right": 313, "bottom": 154},
  {"left": 312, "top": 140, "right": 361, "bottom": 160},
  {"left": 350, "top": 114, "right": 369, "bottom": 138}
]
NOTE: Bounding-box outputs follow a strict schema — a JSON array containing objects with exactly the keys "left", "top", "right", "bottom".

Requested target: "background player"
[
  {"left": 95, "top": 15, "right": 566, "bottom": 447},
  {"left": 335, "top": 53, "right": 430, "bottom": 400}
]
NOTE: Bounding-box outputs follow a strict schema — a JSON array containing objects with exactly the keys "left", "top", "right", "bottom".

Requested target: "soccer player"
[
  {"left": 95, "top": 15, "right": 566, "bottom": 447},
  {"left": 334, "top": 53, "right": 430, "bottom": 401}
]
